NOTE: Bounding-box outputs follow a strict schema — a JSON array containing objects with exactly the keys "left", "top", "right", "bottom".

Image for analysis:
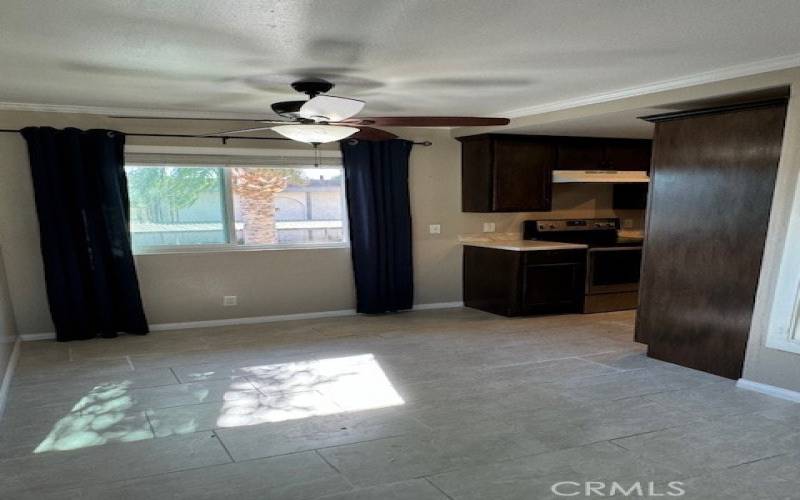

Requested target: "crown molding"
[
  {"left": 499, "top": 53, "right": 800, "bottom": 119},
  {"left": 0, "top": 101, "right": 267, "bottom": 120}
]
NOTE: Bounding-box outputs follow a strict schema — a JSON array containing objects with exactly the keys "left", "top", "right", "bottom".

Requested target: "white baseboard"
[
  {"left": 19, "top": 333, "right": 55, "bottom": 341},
  {"left": 0, "top": 338, "right": 21, "bottom": 421},
  {"left": 19, "top": 301, "right": 467, "bottom": 339},
  {"left": 149, "top": 308, "right": 358, "bottom": 332},
  {"left": 412, "top": 301, "right": 464, "bottom": 310},
  {"left": 736, "top": 378, "right": 800, "bottom": 403}
]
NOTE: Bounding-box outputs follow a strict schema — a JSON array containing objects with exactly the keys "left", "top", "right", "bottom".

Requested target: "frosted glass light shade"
[{"left": 271, "top": 124, "right": 359, "bottom": 144}]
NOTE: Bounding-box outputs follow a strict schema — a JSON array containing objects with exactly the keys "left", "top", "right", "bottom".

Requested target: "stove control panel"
[{"left": 532, "top": 218, "right": 619, "bottom": 232}]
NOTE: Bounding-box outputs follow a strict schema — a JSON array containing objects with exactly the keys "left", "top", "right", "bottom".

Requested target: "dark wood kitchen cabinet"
[
  {"left": 458, "top": 134, "right": 554, "bottom": 212},
  {"left": 557, "top": 138, "right": 652, "bottom": 171},
  {"left": 555, "top": 137, "right": 604, "bottom": 170},
  {"left": 636, "top": 99, "right": 788, "bottom": 379},
  {"left": 463, "top": 246, "right": 586, "bottom": 316},
  {"left": 458, "top": 134, "right": 652, "bottom": 213},
  {"left": 613, "top": 183, "right": 649, "bottom": 209}
]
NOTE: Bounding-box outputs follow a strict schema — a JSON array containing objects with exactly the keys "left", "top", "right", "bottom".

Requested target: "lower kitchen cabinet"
[{"left": 463, "top": 246, "right": 587, "bottom": 316}]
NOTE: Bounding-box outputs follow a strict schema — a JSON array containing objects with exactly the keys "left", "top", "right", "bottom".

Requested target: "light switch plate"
[
  {"left": 223, "top": 295, "right": 237, "bottom": 306},
  {"left": 429, "top": 224, "right": 441, "bottom": 234},
  {"left": 483, "top": 222, "right": 496, "bottom": 233}
]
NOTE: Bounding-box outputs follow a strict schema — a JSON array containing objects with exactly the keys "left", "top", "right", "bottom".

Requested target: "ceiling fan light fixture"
[{"left": 271, "top": 124, "right": 359, "bottom": 144}]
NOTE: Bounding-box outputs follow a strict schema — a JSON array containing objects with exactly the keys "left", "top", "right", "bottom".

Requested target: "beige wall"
[
  {"left": 0, "top": 245, "right": 18, "bottom": 394},
  {"left": 0, "top": 112, "right": 640, "bottom": 334}
]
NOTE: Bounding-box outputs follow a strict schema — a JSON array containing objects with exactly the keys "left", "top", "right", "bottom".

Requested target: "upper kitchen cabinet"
[
  {"left": 459, "top": 134, "right": 555, "bottom": 212},
  {"left": 554, "top": 137, "right": 605, "bottom": 170},
  {"left": 557, "top": 138, "right": 652, "bottom": 171},
  {"left": 604, "top": 139, "right": 653, "bottom": 170}
]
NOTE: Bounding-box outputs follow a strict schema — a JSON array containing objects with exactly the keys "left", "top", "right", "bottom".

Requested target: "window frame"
[
  {"left": 125, "top": 146, "right": 350, "bottom": 255},
  {"left": 762, "top": 165, "right": 800, "bottom": 355}
]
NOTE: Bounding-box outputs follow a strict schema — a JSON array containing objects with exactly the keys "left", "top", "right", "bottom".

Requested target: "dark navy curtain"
[
  {"left": 21, "top": 127, "right": 148, "bottom": 341},
  {"left": 341, "top": 139, "right": 414, "bottom": 314}
]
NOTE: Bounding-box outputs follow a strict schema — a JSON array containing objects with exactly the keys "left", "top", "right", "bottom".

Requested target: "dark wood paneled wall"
[{"left": 636, "top": 101, "right": 787, "bottom": 379}]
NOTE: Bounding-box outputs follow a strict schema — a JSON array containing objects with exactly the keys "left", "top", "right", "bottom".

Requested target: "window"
[
  {"left": 124, "top": 160, "right": 347, "bottom": 253},
  {"left": 126, "top": 166, "right": 228, "bottom": 247}
]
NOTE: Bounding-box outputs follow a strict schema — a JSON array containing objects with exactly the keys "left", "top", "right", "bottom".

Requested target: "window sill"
[
  {"left": 133, "top": 242, "right": 350, "bottom": 255},
  {"left": 765, "top": 335, "right": 800, "bottom": 355}
]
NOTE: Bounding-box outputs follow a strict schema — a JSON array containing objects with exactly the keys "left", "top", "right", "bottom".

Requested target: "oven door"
[{"left": 586, "top": 247, "right": 642, "bottom": 294}]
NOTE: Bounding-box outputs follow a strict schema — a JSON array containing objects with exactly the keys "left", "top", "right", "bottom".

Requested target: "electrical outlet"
[
  {"left": 482, "top": 222, "right": 496, "bottom": 233},
  {"left": 623, "top": 219, "right": 634, "bottom": 229},
  {"left": 223, "top": 295, "right": 237, "bottom": 306},
  {"left": 429, "top": 224, "right": 441, "bottom": 234}
]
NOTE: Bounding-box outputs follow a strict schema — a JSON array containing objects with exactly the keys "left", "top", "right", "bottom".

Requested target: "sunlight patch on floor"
[
  {"left": 32, "top": 354, "right": 404, "bottom": 450},
  {"left": 217, "top": 353, "right": 405, "bottom": 427},
  {"left": 34, "top": 381, "right": 153, "bottom": 453}
]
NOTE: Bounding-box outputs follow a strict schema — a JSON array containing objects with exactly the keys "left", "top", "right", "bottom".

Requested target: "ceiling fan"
[{"left": 112, "top": 78, "right": 510, "bottom": 144}]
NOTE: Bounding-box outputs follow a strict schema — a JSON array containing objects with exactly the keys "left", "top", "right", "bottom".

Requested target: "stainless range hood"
[{"left": 552, "top": 170, "right": 650, "bottom": 183}]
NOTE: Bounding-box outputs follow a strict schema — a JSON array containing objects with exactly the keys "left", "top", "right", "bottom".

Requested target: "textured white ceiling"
[
  {"left": 1, "top": 0, "right": 800, "bottom": 119},
  {"left": 508, "top": 109, "right": 659, "bottom": 139}
]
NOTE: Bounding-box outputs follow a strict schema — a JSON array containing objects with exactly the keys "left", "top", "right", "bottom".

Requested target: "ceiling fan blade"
[
  {"left": 297, "top": 95, "right": 365, "bottom": 122},
  {"left": 202, "top": 126, "right": 276, "bottom": 137},
  {"left": 342, "top": 116, "right": 510, "bottom": 127},
  {"left": 109, "top": 115, "right": 270, "bottom": 122},
  {"left": 350, "top": 127, "right": 399, "bottom": 141}
]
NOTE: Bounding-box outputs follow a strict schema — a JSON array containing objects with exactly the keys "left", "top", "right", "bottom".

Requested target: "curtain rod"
[{"left": 0, "top": 129, "right": 433, "bottom": 146}]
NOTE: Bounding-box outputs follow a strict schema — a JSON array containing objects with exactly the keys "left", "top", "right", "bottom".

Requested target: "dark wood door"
[
  {"left": 604, "top": 139, "right": 652, "bottom": 170},
  {"left": 636, "top": 102, "right": 787, "bottom": 379},
  {"left": 492, "top": 138, "right": 553, "bottom": 211},
  {"left": 556, "top": 138, "right": 605, "bottom": 170}
]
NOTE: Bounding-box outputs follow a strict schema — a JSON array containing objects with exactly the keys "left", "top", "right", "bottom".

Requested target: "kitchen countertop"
[{"left": 462, "top": 240, "right": 588, "bottom": 252}]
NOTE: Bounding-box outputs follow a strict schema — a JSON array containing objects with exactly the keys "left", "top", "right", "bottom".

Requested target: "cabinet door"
[
  {"left": 493, "top": 139, "right": 554, "bottom": 211},
  {"left": 556, "top": 138, "right": 605, "bottom": 170},
  {"left": 613, "top": 183, "right": 649, "bottom": 209},
  {"left": 604, "top": 140, "right": 652, "bottom": 171},
  {"left": 463, "top": 246, "right": 523, "bottom": 316},
  {"left": 522, "top": 263, "right": 581, "bottom": 309},
  {"left": 460, "top": 137, "right": 494, "bottom": 212}
]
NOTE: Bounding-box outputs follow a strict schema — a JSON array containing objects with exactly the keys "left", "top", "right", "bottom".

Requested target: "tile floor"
[{"left": 1, "top": 308, "right": 799, "bottom": 499}]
